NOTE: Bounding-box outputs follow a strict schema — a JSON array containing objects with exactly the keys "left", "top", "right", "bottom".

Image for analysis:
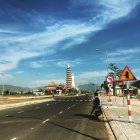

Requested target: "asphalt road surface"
[{"left": 0, "top": 95, "right": 116, "bottom": 140}]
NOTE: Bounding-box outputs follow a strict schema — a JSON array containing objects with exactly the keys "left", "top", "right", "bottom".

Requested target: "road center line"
[
  {"left": 11, "top": 137, "right": 17, "bottom": 140},
  {"left": 59, "top": 111, "right": 63, "bottom": 114},
  {"left": 35, "top": 106, "right": 40, "bottom": 109},
  {"left": 42, "top": 119, "right": 50, "bottom": 124},
  {"left": 52, "top": 115, "right": 56, "bottom": 118},
  {"left": 18, "top": 111, "right": 24, "bottom": 114}
]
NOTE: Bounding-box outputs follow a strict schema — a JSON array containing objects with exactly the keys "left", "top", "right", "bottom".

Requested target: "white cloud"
[
  {"left": 0, "top": 49, "right": 40, "bottom": 73},
  {"left": 30, "top": 61, "right": 43, "bottom": 68},
  {"left": 29, "top": 79, "right": 65, "bottom": 88},
  {"left": 75, "top": 70, "right": 107, "bottom": 85},
  {"left": 0, "top": 0, "right": 139, "bottom": 73},
  {"left": 0, "top": 29, "right": 17, "bottom": 33},
  {"left": 57, "top": 58, "right": 83, "bottom": 67},
  {"left": 77, "top": 70, "right": 106, "bottom": 79},
  {"left": 107, "top": 48, "right": 140, "bottom": 63},
  {"left": 0, "top": 73, "right": 13, "bottom": 82},
  {"left": 61, "top": 35, "right": 88, "bottom": 50},
  {"left": 99, "top": 0, "right": 136, "bottom": 20},
  {"left": 109, "top": 48, "right": 140, "bottom": 56},
  {"left": 15, "top": 71, "right": 24, "bottom": 74},
  {"left": 132, "top": 68, "right": 140, "bottom": 73},
  {"left": 0, "top": 23, "right": 94, "bottom": 72}
]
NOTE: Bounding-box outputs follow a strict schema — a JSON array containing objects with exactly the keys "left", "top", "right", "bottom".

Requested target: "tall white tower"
[
  {"left": 66, "top": 64, "right": 72, "bottom": 91},
  {"left": 72, "top": 73, "right": 76, "bottom": 88}
]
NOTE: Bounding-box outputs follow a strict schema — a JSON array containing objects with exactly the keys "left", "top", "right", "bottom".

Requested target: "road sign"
[
  {"left": 119, "top": 65, "right": 137, "bottom": 81},
  {"left": 106, "top": 75, "right": 114, "bottom": 84}
]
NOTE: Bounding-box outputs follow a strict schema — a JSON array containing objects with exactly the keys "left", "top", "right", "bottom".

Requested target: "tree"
[
  {"left": 132, "top": 80, "right": 140, "bottom": 89},
  {"left": 109, "top": 63, "right": 122, "bottom": 77},
  {"left": 4, "top": 90, "right": 10, "bottom": 95}
]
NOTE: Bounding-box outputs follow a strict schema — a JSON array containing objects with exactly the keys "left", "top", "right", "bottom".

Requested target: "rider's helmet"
[{"left": 94, "top": 90, "right": 99, "bottom": 97}]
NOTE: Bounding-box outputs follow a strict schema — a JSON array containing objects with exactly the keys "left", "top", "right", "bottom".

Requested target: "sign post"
[
  {"left": 126, "top": 81, "right": 132, "bottom": 122},
  {"left": 106, "top": 75, "right": 114, "bottom": 106},
  {"left": 119, "top": 65, "right": 137, "bottom": 123}
]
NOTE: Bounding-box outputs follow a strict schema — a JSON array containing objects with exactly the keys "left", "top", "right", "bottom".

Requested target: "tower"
[
  {"left": 72, "top": 73, "right": 75, "bottom": 88},
  {"left": 66, "top": 64, "right": 72, "bottom": 91}
]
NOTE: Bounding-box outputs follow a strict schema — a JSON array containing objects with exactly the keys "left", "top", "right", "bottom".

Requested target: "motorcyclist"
[{"left": 90, "top": 90, "right": 102, "bottom": 116}]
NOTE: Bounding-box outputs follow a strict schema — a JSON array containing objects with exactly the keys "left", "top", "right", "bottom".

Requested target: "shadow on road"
[
  {"left": 74, "top": 113, "right": 105, "bottom": 122},
  {"left": 6, "top": 115, "right": 101, "bottom": 139},
  {"left": 47, "top": 121, "right": 101, "bottom": 140}
]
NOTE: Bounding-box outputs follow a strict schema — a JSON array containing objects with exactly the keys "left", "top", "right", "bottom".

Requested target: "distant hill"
[
  {"left": 0, "top": 85, "right": 31, "bottom": 92},
  {"left": 0, "top": 84, "right": 100, "bottom": 93},
  {"left": 78, "top": 84, "right": 100, "bottom": 92}
]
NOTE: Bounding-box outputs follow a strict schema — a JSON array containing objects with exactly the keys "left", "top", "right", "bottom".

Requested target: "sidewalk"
[
  {"left": 0, "top": 95, "right": 54, "bottom": 110},
  {"left": 102, "top": 96, "right": 140, "bottom": 140}
]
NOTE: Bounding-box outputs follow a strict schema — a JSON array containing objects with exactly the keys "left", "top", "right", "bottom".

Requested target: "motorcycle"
[{"left": 93, "top": 106, "right": 102, "bottom": 119}]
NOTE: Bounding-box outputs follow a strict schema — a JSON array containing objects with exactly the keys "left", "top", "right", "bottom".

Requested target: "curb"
[
  {"left": 102, "top": 105, "right": 128, "bottom": 140},
  {"left": 0, "top": 98, "right": 54, "bottom": 110}
]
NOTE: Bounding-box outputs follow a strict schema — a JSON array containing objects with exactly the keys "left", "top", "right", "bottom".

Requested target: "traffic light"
[{"left": 124, "top": 71, "right": 129, "bottom": 78}]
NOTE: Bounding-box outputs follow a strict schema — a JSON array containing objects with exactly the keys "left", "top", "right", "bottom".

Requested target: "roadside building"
[
  {"left": 45, "top": 82, "right": 65, "bottom": 95},
  {"left": 32, "top": 89, "right": 44, "bottom": 96}
]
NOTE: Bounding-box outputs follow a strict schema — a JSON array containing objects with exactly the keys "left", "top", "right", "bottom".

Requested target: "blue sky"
[{"left": 0, "top": 0, "right": 140, "bottom": 88}]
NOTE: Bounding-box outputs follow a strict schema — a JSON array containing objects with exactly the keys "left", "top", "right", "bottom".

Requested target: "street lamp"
[
  {"left": 96, "top": 49, "right": 109, "bottom": 74},
  {"left": 96, "top": 49, "right": 117, "bottom": 98},
  {"left": 89, "top": 81, "right": 96, "bottom": 93}
]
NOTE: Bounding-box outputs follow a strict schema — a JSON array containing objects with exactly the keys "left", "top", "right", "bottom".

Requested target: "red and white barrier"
[
  {"left": 109, "top": 89, "right": 113, "bottom": 106},
  {"left": 127, "top": 89, "right": 132, "bottom": 122},
  {"left": 127, "top": 82, "right": 132, "bottom": 123}
]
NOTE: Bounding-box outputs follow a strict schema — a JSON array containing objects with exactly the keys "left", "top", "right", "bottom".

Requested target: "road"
[{"left": 0, "top": 95, "right": 116, "bottom": 140}]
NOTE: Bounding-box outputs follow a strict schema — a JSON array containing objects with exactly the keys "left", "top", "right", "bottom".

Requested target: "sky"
[{"left": 0, "top": 0, "right": 140, "bottom": 88}]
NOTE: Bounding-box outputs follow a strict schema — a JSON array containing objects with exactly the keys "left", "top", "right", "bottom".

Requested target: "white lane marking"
[
  {"left": 35, "top": 106, "right": 40, "bottom": 109},
  {"left": 59, "top": 111, "right": 63, "bottom": 114},
  {"left": 46, "top": 104, "right": 49, "bottom": 106},
  {"left": 85, "top": 100, "right": 87, "bottom": 101},
  {"left": 18, "top": 111, "right": 24, "bottom": 114},
  {"left": 42, "top": 119, "right": 50, "bottom": 124},
  {"left": 31, "top": 128, "right": 34, "bottom": 130},
  {"left": 11, "top": 138, "right": 17, "bottom": 140}
]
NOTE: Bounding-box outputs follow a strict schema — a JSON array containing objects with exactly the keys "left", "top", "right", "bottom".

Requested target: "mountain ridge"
[{"left": 0, "top": 85, "right": 31, "bottom": 92}]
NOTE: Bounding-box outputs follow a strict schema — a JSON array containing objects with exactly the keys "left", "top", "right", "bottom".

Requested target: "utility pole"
[{"left": 0, "top": 73, "right": 5, "bottom": 96}]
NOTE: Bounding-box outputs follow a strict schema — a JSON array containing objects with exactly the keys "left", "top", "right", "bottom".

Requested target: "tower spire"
[{"left": 66, "top": 64, "right": 72, "bottom": 91}]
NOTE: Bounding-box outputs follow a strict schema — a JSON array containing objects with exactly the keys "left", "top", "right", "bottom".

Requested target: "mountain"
[
  {"left": 0, "top": 85, "right": 31, "bottom": 92},
  {"left": 78, "top": 84, "right": 100, "bottom": 92}
]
